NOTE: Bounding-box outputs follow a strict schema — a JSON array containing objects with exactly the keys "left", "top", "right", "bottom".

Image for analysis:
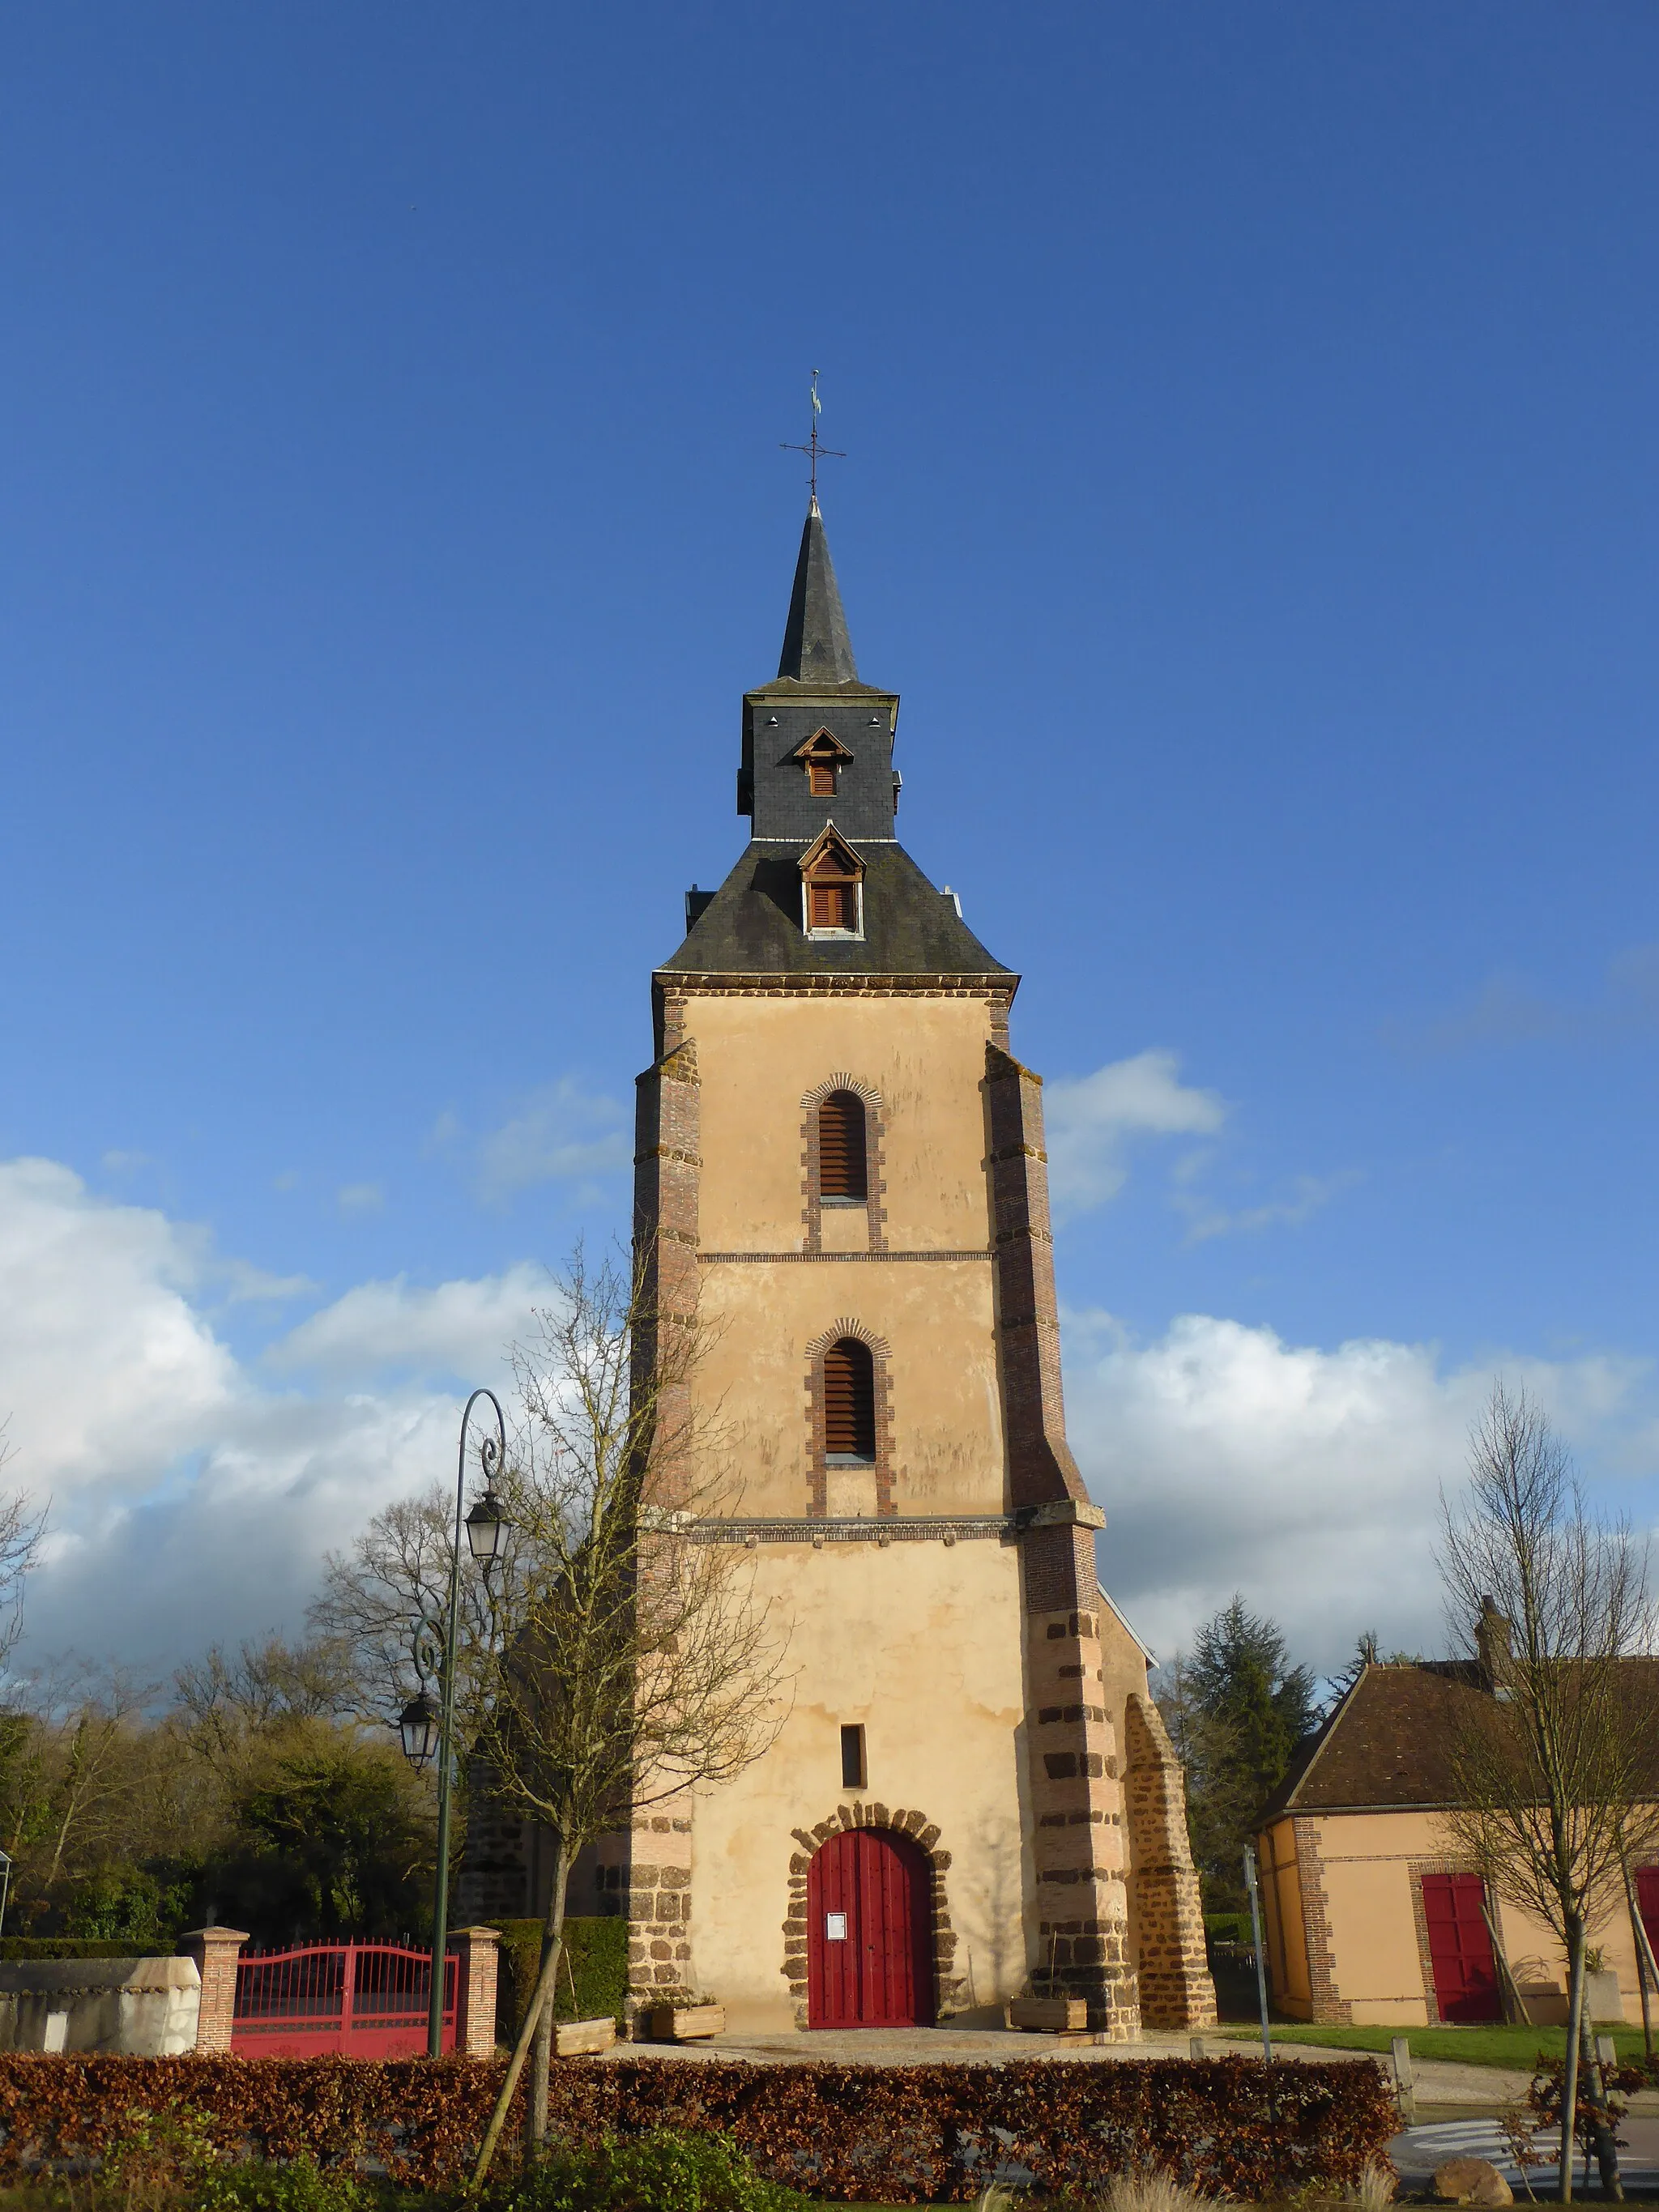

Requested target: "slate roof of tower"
[
  {"left": 774, "top": 498, "right": 859, "bottom": 687},
  {"left": 660, "top": 841, "right": 1012, "bottom": 978},
  {"left": 1260, "top": 1659, "right": 1659, "bottom": 1816}
]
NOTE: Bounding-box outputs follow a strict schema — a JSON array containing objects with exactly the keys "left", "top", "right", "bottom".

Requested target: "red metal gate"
[
  {"left": 232, "top": 1943, "right": 458, "bottom": 2056},
  {"left": 1421, "top": 1873, "right": 1501, "bottom": 2023},
  {"left": 807, "top": 1827, "right": 934, "bottom": 2029}
]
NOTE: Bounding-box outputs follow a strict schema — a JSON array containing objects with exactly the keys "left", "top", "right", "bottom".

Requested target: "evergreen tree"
[{"left": 1159, "top": 1596, "right": 1318, "bottom": 1914}]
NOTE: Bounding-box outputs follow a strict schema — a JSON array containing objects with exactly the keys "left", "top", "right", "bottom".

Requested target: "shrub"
[
  {"left": 0, "top": 2053, "right": 1398, "bottom": 2201},
  {"left": 488, "top": 1917, "right": 630, "bottom": 2039},
  {"left": 198, "top": 2155, "right": 364, "bottom": 2212},
  {"left": 484, "top": 2129, "right": 810, "bottom": 2212},
  {"left": 0, "top": 1937, "right": 173, "bottom": 1961},
  {"left": 98, "top": 2102, "right": 222, "bottom": 2211}
]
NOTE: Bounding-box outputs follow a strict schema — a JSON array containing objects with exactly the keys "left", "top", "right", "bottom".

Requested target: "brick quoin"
[{"left": 1296, "top": 1818, "right": 1353, "bottom": 2024}]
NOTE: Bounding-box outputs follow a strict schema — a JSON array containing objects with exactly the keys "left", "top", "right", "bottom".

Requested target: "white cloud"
[
  {"left": 1397, "top": 942, "right": 1659, "bottom": 1054},
  {"left": 474, "top": 1080, "right": 630, "bottom": 1203},
  {"left": 1175, "top": 1169, "right": 1361, "bottom": 1244},
  {"left": 2, "top": 1153, "right": 1653, "bottom": 1706},
  {"left": 0, "top": 1157, "right": 538, "bottom": 1671},
  {"left": 0, "top": 1158, "right": 236, "bottom": 1494},
  {"left": 268, "top": 1266, "right": 546, "bottom": 1380},
  {"left": 218, "top": 1259, "right": 317, "bottom": 1305},
  {"left": 1064, "top": 1309, "right": 1657, "bottom": 1677},
  {"left": 336, "top": 1182, "right": 386, "bottom": 1217},
  {"left": 1044, "top": 1051, "right": 1226, "bottom": 1215}
]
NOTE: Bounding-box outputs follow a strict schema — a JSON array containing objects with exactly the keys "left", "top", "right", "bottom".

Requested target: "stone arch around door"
[{"left": 785, "top": 1804, "right": 958, "bottom": 2029}]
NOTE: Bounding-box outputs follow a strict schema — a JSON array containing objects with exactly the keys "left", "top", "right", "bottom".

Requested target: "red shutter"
[
  {"left": 1637, "top": 1867, "right": 1659, "bottom": 1958},
  {"left": 1421, "top": 1873, "right": 1501, "bottom": 2022}
]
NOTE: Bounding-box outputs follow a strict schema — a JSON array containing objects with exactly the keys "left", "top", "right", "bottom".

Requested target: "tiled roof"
[{"left": 1264, "top": 1657, "right": 1659, "bottom": 1817}]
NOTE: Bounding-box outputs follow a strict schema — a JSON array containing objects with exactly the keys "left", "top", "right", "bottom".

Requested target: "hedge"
[
  {"left": 0, "top": 1938, "right": 173, "bottom": 1961},
  {"left": 487, "top": 1917, "right": 630, "bottom": 2040},
  {"left": 0, "top": 2052, "right": 1397, "bottom": 2202}
]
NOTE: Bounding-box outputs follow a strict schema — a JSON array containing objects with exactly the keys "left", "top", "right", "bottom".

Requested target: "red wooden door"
[
  {"left": 807, "top": 1828, "right": 934, "bottom": 2027},
  {"left": 1421, "top": 1873, "right": 1501, "bottom": 2022}
]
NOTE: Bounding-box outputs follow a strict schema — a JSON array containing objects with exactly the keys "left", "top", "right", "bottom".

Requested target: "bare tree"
[
  {"left": 469, "top": 1247, "right": 791, "bottom": 2182},
  {"left": 0, "top": 1660, "right": 161, "bottom": 1916},
  {"left": 309, "top": 1488, "right": 533, "bottom": 1733},
  {"left": 1439, "top": 1383, "right": 1656, "bottom": 2204},
  {"left": 174, "top": 1634, "right": 360, "bottom": 1781},
  {"left": 0, "top": 1421, "right": 45, "bottom": 1671}
]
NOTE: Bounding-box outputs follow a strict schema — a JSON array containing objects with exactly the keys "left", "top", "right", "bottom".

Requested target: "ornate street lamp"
[
  {"left": 399, "top": 1690, "right": 440, "bottom": 1769},
  {"left": 465, "top": 1488, "right": 508, "bottom": 1567},
  {"left": 399, "top": 1387, "right": 510, "bottom": 2058}
]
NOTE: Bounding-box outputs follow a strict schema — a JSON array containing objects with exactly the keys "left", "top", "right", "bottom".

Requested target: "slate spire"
[{"left": 777, "top": 498, "right": 859, "bottom": 684}]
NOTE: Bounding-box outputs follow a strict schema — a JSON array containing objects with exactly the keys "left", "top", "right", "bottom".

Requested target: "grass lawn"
[{"left": 1215, "top": 2022, "right": 1657, "bottom": 2070}]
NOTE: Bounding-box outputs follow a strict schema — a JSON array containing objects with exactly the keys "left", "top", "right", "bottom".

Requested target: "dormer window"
[
  {"left": 800, "top": 825, "right": 864, "bottom": 940},
  {"left": 791, "top": 727, "right": 853, "bottom": 799}
]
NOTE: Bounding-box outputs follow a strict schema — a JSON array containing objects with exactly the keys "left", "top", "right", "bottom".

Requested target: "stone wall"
[
  {"left": 1122, "top": 1694, "right": 1218, "bottom": 2029},
  {"left": 0, "top": 1957, "right": 201, "bottom": 2054},
  {"left": 625, "top": 1807, "right": 696, "bottom": 2014}
]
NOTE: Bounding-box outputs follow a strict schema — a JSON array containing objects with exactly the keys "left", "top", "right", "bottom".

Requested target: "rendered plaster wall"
[
  {"left": 690, "top": 993, "right": 999, "bottom": 1255},
  {"left": 689, "top": 1536, "right": 1033, "bottom": 2034},
  {"left": 698, "top": 1261, "right": 1004, "bottom": 1521},
  {"left": 1269, "top": 1810, "right": 1654, "bottom": 2026},
  {"left": 687, "top": 993, "right": 1008, "bottom": 1524}
]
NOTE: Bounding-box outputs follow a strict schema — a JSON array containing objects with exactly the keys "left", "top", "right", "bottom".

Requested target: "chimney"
[{"left": 1476, "top": 1596, "right": 1513, "bottom": 1693}]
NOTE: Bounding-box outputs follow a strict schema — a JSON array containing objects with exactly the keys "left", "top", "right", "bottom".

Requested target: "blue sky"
[{"left": 2, "top": 3, "right": 1655, "bottom": 1676}]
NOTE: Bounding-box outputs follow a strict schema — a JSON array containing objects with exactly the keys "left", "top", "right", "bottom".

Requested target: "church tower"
[{"left": 624, "top": 500, "right": 1218, "bottom": 2035}]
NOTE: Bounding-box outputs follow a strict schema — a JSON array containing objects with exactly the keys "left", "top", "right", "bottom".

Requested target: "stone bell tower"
[
  {"left": 621, "top": 497, "right": 1216, "bottom": 2035},
  {"left": 464, "top": 497, "right": 1215, "bottom": 2038}
]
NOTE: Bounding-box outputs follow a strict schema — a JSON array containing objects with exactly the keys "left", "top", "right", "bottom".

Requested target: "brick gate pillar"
[
  {"left": 178, "top": 1928, "right": 249, "bottom": 2052},
  {"left": 451, "top": 1926, "right": 501, "bottom": 2056}
]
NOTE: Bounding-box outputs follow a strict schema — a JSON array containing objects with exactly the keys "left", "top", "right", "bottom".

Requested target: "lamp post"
[{"left": 400, "top": 1387, "right": 510, "bottom": 2057}]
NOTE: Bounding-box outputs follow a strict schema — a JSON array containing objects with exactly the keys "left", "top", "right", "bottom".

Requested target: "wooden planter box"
[
  {"left": 1006, "top": 1997, "right": 1089, "bottom": 2033},
  {"left": 552, "top": 2016, "right": 616, "bottom": 2057},
  {"left": 648, "top": 2002, "right": 725, "bottom": 2042}
]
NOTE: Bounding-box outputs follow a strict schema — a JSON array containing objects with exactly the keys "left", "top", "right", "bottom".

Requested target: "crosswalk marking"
[{"left": 1394, "top": 2118, "right": 1659, "bottom": 2192}]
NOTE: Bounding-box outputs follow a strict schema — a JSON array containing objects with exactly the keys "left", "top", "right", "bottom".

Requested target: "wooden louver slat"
[
  {"left": 818, "top": 1091, "right": 868, "bottom": 1200},
  {"left": 808, "top": 882, "right": 855, "bottom": 931},
  {"left": 823, "top": 1336, "right": 876, "bottom": 1460}
]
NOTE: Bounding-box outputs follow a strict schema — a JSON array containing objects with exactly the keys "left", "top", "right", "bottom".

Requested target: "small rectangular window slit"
[{"left": 840, "top": 1723, "right": 867, "bottom": 1790}]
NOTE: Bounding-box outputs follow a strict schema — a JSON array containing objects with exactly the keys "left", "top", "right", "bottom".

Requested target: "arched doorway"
[{"left": 807, "top": 1826, "right": 935, "bottom": 2027}]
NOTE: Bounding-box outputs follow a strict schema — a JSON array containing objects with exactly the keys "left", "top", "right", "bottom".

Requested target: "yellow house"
[
  {"left": 1257, "top": 1657, "right": 1659, "bottom": 2027},
  {"left": 463, "top": 497, "right": 1217, "bottom": 2039}
]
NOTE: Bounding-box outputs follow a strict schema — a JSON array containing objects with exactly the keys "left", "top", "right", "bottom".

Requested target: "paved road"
[{"left": 1392, "top": 2114, "right": 1659, "bottom": 2196}]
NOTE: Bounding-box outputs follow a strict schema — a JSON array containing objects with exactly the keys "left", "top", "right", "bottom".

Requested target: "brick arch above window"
[
  {"left": 800, "top": 1074, "right": 887, "bottom": 1253},
  {"left": 804, "top": 1318, "right": 894, "bottom": 1519}
]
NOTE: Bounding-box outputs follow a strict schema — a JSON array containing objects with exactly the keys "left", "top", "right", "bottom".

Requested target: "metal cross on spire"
[{"left": 779, "top": 369, "right": 846, "bottom": 503}]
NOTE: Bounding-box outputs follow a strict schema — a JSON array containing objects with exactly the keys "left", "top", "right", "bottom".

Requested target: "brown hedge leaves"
[{"left": 0, "top": 2053, "right": 1397, "bottom": 2203}]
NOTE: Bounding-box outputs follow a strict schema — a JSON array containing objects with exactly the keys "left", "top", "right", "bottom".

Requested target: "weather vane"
[{"left": 779, "top": 369, "right": 846, "bottom": 502}]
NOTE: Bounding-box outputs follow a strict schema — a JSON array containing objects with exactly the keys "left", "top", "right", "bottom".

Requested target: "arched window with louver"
[
  {"left": 818, "top": 1091, "right": 868, "bottom": 1203},
  {"left": 823, "top": 1337, "right": 876, "bottom": 1462}
]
